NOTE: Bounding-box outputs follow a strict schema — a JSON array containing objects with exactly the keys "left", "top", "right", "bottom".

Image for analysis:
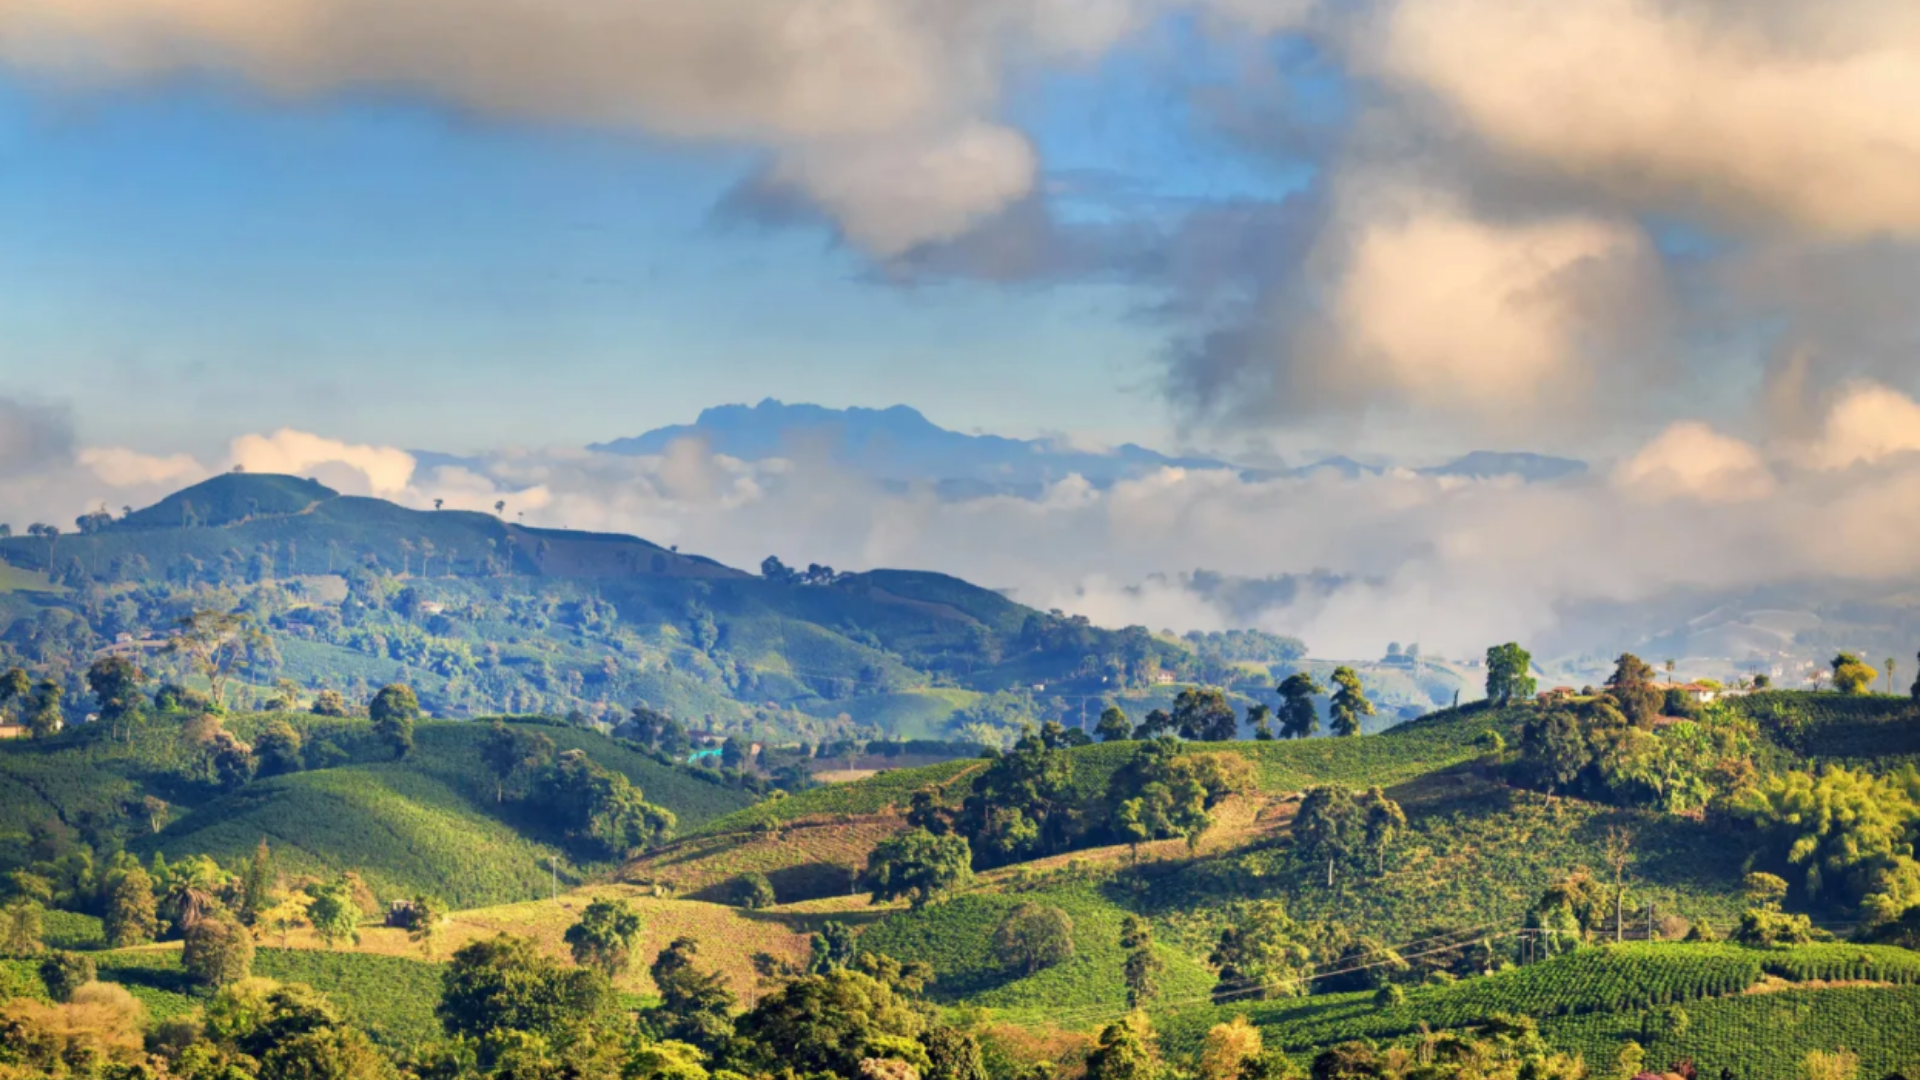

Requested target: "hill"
[
  {"left": 0, "top": 713, "right": 755, "bottom": 907},
  {"left": 0, "top": 472, "right": 1206, "bottom": 741}
]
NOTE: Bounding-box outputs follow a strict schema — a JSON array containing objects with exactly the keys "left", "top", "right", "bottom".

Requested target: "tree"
[
  {"left": 305, "top": 881, "right": 361, "bottom": 949},
  {"left": 368, "top": 684, "right": 418, "bottom": 758},
  {"left": 407, "top": 895, "right": 448, "bottom": 960},
  {"left": 1208, "top": 900, "right": 1312, "bottom": 1002},
  {"left": 1276, "top": 671, "right": 1326, "bottom": 740},
  {"left": 1084, "top": 1013, "right": 1160, "bottom": 1080},
  {"left": 1601, "top": 826, "right": 1636, "bottom": 943},
  {"left": 38, "top": 951, "right": 96, "bottom": 1002},
  {"left": 809, "top": 920, "right": 857, "bottom": 974},
  {"left": 564, "top": 897, "right": 643, "bottom": 978},
  {"left": 104, "top": 864, "right": 159, "bottom": 947},
  {"left": 1173, "top": 687, "right": 1239, "bottom": 741},
  {"left": 0, "top": 668, "right": 28, "bottom": 722},
  {"left": 182, "top": 910, "right": 254, "bottom": 989},
  {"left": 1485, "top": 643, "right": 1536, "bottom": 706},
  {"left": 438, "top": 933, "right": 613, "bottom": 1043},
  {"left": 1358, "top": 787, "right": 1407, "bottom": 874},
  {"left": 164, "top": 610, "right": 264, "bottom": 710},
  {"left": 1327, "top": 667, "right": 1374, "bottom": 737},
  {"left": 256, "top": 722, "right": 304, "bottom": 776},
  {"left": 730, "top": 872, "right": 776, "bottom": 910},
  {"left": 1, "top": 899, "right": 43, "bottom": 955},
  {"left": 241, "top": 840, "right": 276, "bottom": 925},
  {"left": 311, "top": 689, "right": 350, "bottom": 717},
  {"left": 1830, "top": 653, "right": 1877, "bottom": 696},
  {"left": 992, "top": 902, "right": 1076, "bottom": 974},
  {"left": 86, "top": 655, "right": 145, "bottom": 740},
  {"left": 1134, "top": 708, "right": 1175, "bottom": 740},
  {"left": 1248, "top": 704, "right": 1275, "bottom": 741},
  {"left": 1606, "top": 654, "right": 1662, "bottom": 728},
  {"left": 649, "top": 936, "right": 736, "bottom": 1051},
  {"left": 1095, "top": 706, "right": 1133, "bottom": 743},
  {"left": 861, "top": 828, "right": 973, "bottom": 910},
  {"left": 1120, "top": 914, "right": 1162, "bottom": 1009},
  {"left": 482, "top": 720, "right": 554, "bottom": 803},
  {"left": 734, "top": 965, "right": 926, "bottom": 1079},
  {"left": 923, "top": 1025, "right": 988, "bottom": 1080},
  {"left": 1200, "top": 1015, "right": 1263, "bottom": 1080},
  {"left": 24, "top": 680, "right": 63, "bottom": 739},
  {"left": 1295, "top": 786, "right": 1364, "bottom": 887},
  {"left": 1520, "top": 710, "right": 1592, "bottom": 798}
]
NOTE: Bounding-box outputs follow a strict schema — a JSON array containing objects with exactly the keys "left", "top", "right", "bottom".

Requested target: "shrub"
[
  {"left": 38, "top": 950, "right": 96, "bottom": 1001},
  {"left": 730, "top": 873, "right": 776, "bottom": 911}
]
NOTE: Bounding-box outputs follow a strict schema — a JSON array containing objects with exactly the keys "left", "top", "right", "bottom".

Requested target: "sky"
[{"left": 1, "top": 0, "right": 1918, "bottom": 657}]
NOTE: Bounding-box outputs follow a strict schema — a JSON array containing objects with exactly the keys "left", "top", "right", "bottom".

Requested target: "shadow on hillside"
[
  {"left": 733, "top": 906, "right": 892, "bottom": 934},
  {"left": 683, "top": 862, "right": 859, "bottom": 906},
  {"left": 96, "top": 961, "right": 195, "bottom": 997}
]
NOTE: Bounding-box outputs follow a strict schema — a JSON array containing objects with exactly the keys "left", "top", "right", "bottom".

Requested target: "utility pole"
[{"left": 550, "top": 856, "right": 558, "bottom": 902}]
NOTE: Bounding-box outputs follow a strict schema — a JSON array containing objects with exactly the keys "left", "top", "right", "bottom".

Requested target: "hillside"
[
  {"left": 0, "top": 472, "right": 1222, "bottom": 741},
  {"left": 0, "top": 713, "right": 755, "bottom": 906}
]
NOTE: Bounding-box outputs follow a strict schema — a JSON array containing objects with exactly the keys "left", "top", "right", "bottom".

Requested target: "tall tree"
[
  {"left": 992, "top": 903, "right": 1076, "bottom": 975},
  {"left": 1295, "top": 786, "right": 1364, "bottom": 887},
  {"left": 407, "top": 895, "right": 448, "bottom": 960},
  {"left": 86, "top": 656, "right": 146, "bottom": 741},
  {"left": 564, "top": 898, "right": 644, "bottom": 978},
  {"left": 368, "top": 684, "right": 418, "bottom": 758},
  {"left": 1276, "top": 671, "right": 1326, "bottom": 740},
  {"left": 1484, "top": 643, "right": 1536, "bottom": 706},
  {"left": 1208, "top": 900, "right": 1312, "bottom": 1002},
  {"left": 182, "top": 910, "right": 253, "bottom": 989},
  {"left": 24, "top": 680, "right": 63, "bottom": 740},
  {"left": 1830, "top": 653, "right": 1877, "bottom": 696},
  {"left": 1172, "top": 687, "right": 1239, "bottom": 742},
  {"left": 1606, "top": 654, "right": 1663, "bottom": 728},
  {"left": 1095, "top": 706, "right": 1133, "bottom": 743},
  {"left": 164, "top": 610, "right": 263, "bottom": 710},
  {"left": 1120, "top": 914, "right": 1162, "bottom": 1009},
  {"left": 861, "top": 828, "right": 973, "bottom": 910},
  {"left": 1327, "top": 668, "right": 1374, "bottom": 737},
  {"left": 1247, "top": 703, "right": 1275, "bottom": 741},
  {"left": 103, "top": 864, "right": 159, "bottom": 947},
  {"left": 1359, "top": 787, "right": 1408, "bottom": 874}
]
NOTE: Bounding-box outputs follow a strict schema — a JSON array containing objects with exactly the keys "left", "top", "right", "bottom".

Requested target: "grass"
[
  {"left": 1540, "top": 986, "right": 1920, "bottom": 1080},
  {"left": 626, "top": 815, "right": 906, "bottom": 904},
  {"left": 858, "top": 878, "right": 1214, "bottom": 1021},
  {"left": 1159, "top": 942, "right": 1920, "bottom": 1071},
  {"left": 89, "top": 946, "right": 442, "bottom": 1046}
]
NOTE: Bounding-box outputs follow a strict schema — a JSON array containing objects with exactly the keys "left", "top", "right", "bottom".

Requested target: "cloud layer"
[{"left": 0, "top": 380, "right": 1908, "bottom": 662}]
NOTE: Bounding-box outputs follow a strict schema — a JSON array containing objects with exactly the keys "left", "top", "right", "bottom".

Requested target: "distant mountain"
[
  {"left": 590, "top": 399, "right": 1235, "bottom": 491},
  {"left": 1418, "top": 451, "right": 1588, "bottom": 482},
  {"left": 0, "top": 472, "right": 1199, "bottom": 735},
  {"left": 587, "top": 400, "right": 1591, "bottom": 492}
]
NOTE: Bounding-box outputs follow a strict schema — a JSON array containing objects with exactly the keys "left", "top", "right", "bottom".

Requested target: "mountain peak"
[{"left": 122, "top": 472, "right": 339, "bottom": 529}]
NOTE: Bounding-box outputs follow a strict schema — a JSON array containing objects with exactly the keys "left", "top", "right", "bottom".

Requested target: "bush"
[
  {"left": 38, "top": 950, "right": 96, "bottom": 1001},
  {"left": 992, "top": 903, "right": 1076, "bottom": 976},
  {"left": 730, "top": 873, "right": 776, "bottom": 911}
]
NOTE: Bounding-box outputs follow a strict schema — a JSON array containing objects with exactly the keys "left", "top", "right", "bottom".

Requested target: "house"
[
  {"left": 0, "top": 724, "right": 26, "bottom": 741},
  {"left": 1672, "top": 682, "right": 1723, "bottom": 704},
  {"left": 1535, "top": 686, "right": 1578, "bottom": 705},
  {"left": 1152, "top": 672, "right": 1176, "bottom": 686}
]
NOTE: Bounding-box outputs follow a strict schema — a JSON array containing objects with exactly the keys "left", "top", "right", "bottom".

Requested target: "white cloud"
[
  {"left": 78, "top": 446, "right": 208, "bottom": 488},
  {"left": 227, "top": 429, "right": 416, "bottom": 497},
  {"left": 1612, "top": 422, "right": 1774, "bottom": 502},
  {"left": 1372, "top": 0, "right": 1920, "bottom": 238},
  {"left": 1798, "top": 381, "right": 1920, "bottom": 470},
  {"left": 1329, "top": 199, "right": 1652, "bottom": 414}
]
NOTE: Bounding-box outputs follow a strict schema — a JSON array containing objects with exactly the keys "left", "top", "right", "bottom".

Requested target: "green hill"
[
  {"left": 0, "top": 713, "right": 754, "bottom": 906},
  {"left": 0, "top": 473, "right": 1201, "bottom": 741}
]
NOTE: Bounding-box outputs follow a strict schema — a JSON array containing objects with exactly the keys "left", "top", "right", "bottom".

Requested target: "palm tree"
[
  {"left": 494, "top": 500, "right": 506, "bottom": 516},
  {"left": 1663, "top": 659, "right": 1675, "bottom": 684},
  {"left": 398, "top": 539, "right": 415, "bottom": 576},
  {"left": 1888, "top": 657, "right": 1898, "bottom": 695},
  {"left": 419, "top": 538, "right": 436, "bottom": 577}
]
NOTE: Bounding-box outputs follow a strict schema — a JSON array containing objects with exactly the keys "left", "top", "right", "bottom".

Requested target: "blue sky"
[{"left": 0, "top": 16, "right": 1317, "bottom": 459}]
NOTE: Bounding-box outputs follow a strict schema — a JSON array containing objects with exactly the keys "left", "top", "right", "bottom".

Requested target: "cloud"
[
  {"left": 1370, "top": 0, "right": 1920, "bottom": 238},
  {"left": 227, "top": 429, "right": 415, "bottom": 497},
  {"left": 0, "top": 0, "right": 1300, "bottom": 257},
  {"left": 78, "top": 446, "right": 208, "bottom": 488},
  {"left": 1612, "top": 422, "right": 1774, "bottom": 503},
  {"left": 1330, "top": 198, "right": 1654, "bottom": 414},
  {"left": 0, "top": 398, "right": 76, "bottom": 477},
  {"left": 1797, "top": 381, "right": 1920, "bottom": 470}
]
